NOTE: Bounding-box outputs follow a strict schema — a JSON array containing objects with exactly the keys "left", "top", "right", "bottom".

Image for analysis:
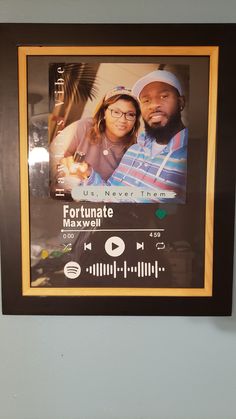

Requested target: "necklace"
[{"left": 103, "top": 138, "right": 116, "bottom": 156}]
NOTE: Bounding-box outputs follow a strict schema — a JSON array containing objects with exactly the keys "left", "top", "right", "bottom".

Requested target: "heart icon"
[{"left": 155, "top": 208, "right": 167, "bottom": 220}]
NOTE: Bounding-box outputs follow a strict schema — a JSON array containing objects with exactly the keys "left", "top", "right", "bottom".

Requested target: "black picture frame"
[{"left": 0, "top": 23, "right": 235, "bottom": 315}]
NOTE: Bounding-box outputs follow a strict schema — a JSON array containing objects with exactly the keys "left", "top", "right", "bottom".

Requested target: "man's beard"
[{"left": 144, "top": 112, "right": 182, "bottom": 144}]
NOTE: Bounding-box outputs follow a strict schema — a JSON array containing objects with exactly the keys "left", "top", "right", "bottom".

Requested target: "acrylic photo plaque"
[{"left": 0, "top": 24, "right": 235, "bottom": 315}]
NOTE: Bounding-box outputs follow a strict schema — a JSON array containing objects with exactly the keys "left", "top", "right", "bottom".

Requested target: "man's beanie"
[{"left": 132, "top": 70, "right": 183, "bottom": 99}]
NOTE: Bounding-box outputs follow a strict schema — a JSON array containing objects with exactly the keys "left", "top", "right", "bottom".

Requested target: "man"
[{"left": 75, "top": 69, "right": 188, "bottom": 203}]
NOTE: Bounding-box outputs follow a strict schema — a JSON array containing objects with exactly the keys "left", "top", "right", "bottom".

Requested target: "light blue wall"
[{"left": 0, "top": 2, "right": 236, "bottom": 419}]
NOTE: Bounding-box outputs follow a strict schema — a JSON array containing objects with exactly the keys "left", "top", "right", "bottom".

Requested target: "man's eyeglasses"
[{"left": 107, "top": 108, "right": 136, "bottom": 121}]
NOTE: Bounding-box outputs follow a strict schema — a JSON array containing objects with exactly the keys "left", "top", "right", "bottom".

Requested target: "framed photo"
[{"left": 0, "top": 24, "right": 235, "bottom": 315}]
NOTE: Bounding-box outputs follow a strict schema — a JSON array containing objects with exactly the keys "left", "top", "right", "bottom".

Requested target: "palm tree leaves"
[{"left": 49, "top": 62, "right": 99, "bottom": 110}]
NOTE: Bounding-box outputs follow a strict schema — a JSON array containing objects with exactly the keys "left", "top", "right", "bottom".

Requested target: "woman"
[{"left": 50, "top": 86, "right": 140, "bottom": 193}]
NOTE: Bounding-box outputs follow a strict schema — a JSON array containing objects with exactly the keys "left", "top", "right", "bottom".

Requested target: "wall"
[{"left": 0, "top": 1, "right": 236, "bottom": 418}]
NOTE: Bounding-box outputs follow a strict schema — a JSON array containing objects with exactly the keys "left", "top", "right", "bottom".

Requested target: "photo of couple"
[{"left": 50, "top": 65, "right": 188, "bottom": 203}]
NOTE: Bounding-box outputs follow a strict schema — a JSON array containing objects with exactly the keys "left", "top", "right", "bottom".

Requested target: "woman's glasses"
[{"left": 107, "top": 107, "right": 136, "bottom": 121}]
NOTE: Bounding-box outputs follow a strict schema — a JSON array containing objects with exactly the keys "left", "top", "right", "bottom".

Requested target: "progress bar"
[{"left": 61, "top": 228, "right": 165, "bottom": 232}]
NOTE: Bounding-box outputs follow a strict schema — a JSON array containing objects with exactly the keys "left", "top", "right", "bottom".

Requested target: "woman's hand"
[{"left": 60, "top": 156, "right": 91, "bottom": 180}]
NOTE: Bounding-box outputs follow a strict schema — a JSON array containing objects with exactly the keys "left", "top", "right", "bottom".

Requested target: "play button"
[
  {"left": 105, "top": 236, "right": 125, "bottom": 257},
  {"left": 112, "top": 242, "right": 119, "bottom": 251}
]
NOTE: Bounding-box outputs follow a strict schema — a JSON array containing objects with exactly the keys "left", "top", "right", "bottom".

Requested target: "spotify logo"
[{"left": 64, "top": 261, "right": 81, "bottom": 279}]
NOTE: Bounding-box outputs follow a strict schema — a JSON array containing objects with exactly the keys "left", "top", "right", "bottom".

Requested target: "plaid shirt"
[{"left": 87, "top": 128, "right": 188, "bottom": 203}]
